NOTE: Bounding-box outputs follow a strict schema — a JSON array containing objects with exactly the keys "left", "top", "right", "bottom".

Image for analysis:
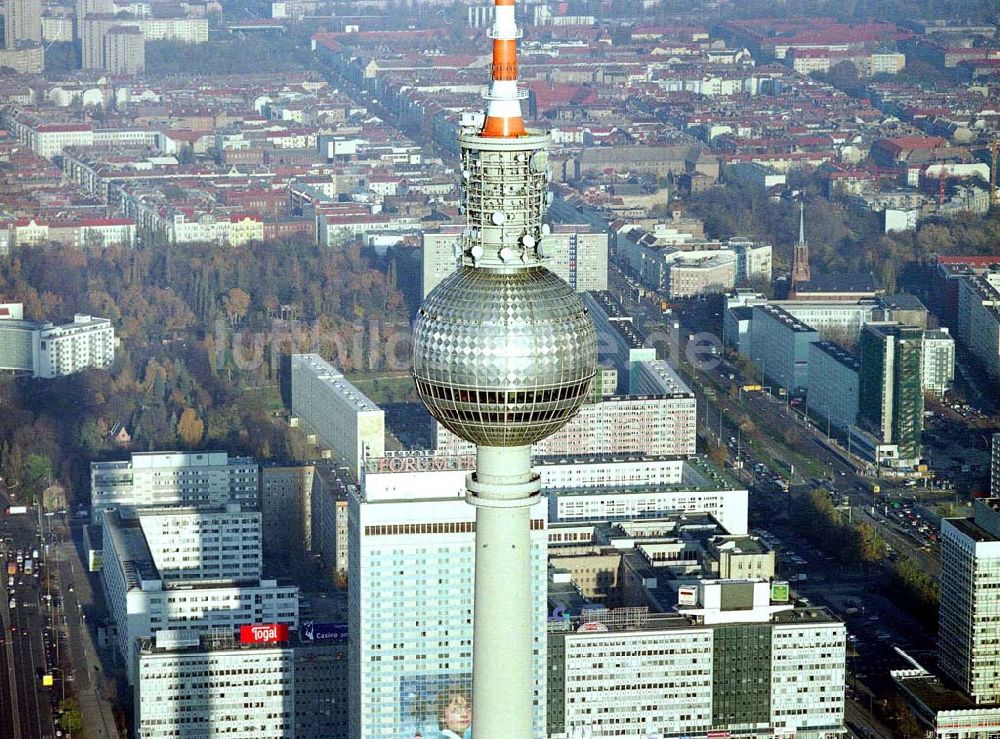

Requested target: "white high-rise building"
[
  {"left": 90, "top": 451, "right": 259, "bottom": 523},
  {"left": 0, "top": 305, "right": 115, "bottom": 378},
  {"left": 135, "top": 631, "right": 296, "bottom": 739},
  {"left": 547, "top": 581, "right": 846, "bottom": 739},
  {"left": 102, "top": 507, "right": 298, "bottom": 684},
  {"left": 290, "top": 353, "right": 384, "bottom": 481},
  {"left": 35, "top": 314, "right": 115, "bottom": 378},
  {"left": 940, "top": 500, "right": 1000, "bottom": 704},
  {"left": 421, "top": 225, "right": 464, "bottom": 299},
  {"left": 133, "top": 504, "right": 262, "bottom": 581},
  {"left": 922, "top": 327, "right": 955, "bottom": 395},
  {"left": 348, "top": 466, "right": 548, "bottom": 738},
  {"left": 436, "top": 393, "right": 697, "bottom": 458},
  {"left": 134, "top": 630, "right": 348, "bottom": 739}
]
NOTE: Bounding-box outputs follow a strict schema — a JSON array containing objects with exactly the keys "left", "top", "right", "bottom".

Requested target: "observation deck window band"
[{"left": 415, "top": 380, "right": 592, "bottom": 406}]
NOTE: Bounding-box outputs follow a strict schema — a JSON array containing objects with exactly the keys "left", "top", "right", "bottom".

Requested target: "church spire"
[{"left": 791, "top": 199, "right": 811, "bottom": 291}]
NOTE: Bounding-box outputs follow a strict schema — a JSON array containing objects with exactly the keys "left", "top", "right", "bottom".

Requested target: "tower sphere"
[{"left": 412, "top": 265, "right": 597, "bottom": 447}]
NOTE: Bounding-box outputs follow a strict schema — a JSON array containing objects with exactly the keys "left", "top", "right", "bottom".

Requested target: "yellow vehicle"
[
  {"left": 741, "top": 384, "right": 762, "bottom": 392},
  {"left": 871, "top": 483, "right": 880, "bottom": 495}
]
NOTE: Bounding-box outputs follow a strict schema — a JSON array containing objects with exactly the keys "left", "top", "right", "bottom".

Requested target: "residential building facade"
[
  {"left": 289, "top": 353, "right": 384, "bottom": 481},
  {"left": 807, "top": 341, "right": 860, "bottom": 431},
  {"left": 90, "top": 451, "right": 259, "bottom": 523}
]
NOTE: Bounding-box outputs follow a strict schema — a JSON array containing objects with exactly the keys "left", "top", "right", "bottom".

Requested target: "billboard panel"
[
  {"left": 678, "top": 586, "right": 698, "bottom": 606},
  {"left": 300, "top": 620, "right": 348, "bottom": 642},
  {"left": 400, "top": 673, "right": 472, "bottom": 739},
  {"left": 240, "top": 623, "right": 290, "bottom": 644},
  {"left": 770, "top": 580, "right": 790, "bottom": 603}
]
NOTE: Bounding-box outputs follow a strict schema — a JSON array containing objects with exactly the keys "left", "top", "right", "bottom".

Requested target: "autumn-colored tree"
[
  {"left": 222, "top": 287, "right": 251, "bottom": 325},
  {"left": 176, "top": 408, "right": 204, "bottom": 447},
  {"left": 263, "top": 294, "right": 279, "bottom": 318},
  {"left": 706, "top": 442, "right": 728, "bottom": 467}
]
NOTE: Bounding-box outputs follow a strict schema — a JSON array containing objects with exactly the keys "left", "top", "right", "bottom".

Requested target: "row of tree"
[{"left": 0, "top": 240, "right": 410, "bottom": 507}]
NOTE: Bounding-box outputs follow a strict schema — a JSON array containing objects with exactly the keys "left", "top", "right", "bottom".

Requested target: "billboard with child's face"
[{"left": 399, "top": 673, "right": 472, "bottom": 739}]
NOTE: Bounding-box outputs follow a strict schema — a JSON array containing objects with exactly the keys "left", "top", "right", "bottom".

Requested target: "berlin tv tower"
[{"left": 412, "top": 0, "right": 597, "bottom": 734}]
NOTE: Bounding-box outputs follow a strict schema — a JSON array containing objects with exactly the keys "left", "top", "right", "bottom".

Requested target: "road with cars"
[{"left": 1, "top": 504, "right": 57, "bottom": 739}]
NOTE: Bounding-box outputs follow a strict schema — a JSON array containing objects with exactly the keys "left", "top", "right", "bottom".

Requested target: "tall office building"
[
  {"left": 892, "top": 497, "right": 1000, "bottom": 737},
  {"left": 133, "top": 504, "right": 262, "bottom": 581},
  {"left": 290, "top": 353, "right": 384, "bottom": 481},
  {"left": 101, "top": 506, "right": 298, "bottom": 683},
  {"left": 134, "top": 630, "right": 348, "bottom": 739},
  {"left": 4, "top": 0, "right": 41, "bottom": 46},
  {"left": 858, "top": 323, "right": 924, "bottom": 466},
  {"left": 348, "top": 467, "right": 548, "bottom": 737},
  {"left": 136, "top": 631, "right": 297, "bottom": 739},
  {"left": 939, "top": 500, "right": 1000, "bottom": 704},
  {"left": 90, "top": 451, "right": 259, "bottom": 523},
  {"left": 547, "top": 581, "right": 845, "bottom": 739},
  {"left": 260, "top": 464, "right": 313, "bottom": 554},
  {"left": 103, "top": 25, "right": 144, "bottom": 74}
]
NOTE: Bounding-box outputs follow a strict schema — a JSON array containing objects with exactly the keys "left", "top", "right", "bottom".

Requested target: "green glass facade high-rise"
[{"left": 858, "top": 323, "right": 924, "bottom": 465}]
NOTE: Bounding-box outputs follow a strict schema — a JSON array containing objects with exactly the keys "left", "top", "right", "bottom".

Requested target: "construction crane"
[{"left": 938, "top": 166, "right": 947, "bottom": 206}]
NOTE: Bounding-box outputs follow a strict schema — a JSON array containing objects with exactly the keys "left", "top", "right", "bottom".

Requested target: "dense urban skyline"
[{"left": 1, "top": 0, "right": 1000, "bottom": 737}]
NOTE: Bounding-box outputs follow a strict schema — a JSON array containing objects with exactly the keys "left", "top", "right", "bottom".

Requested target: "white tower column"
[{"left": 467, "top": 444, "right": 537, "bottom": 737}]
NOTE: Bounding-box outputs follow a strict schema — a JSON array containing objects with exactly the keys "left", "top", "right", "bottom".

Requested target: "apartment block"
[
  {"left": 922, "top": 328, "right": 955, "bottom": 395},
  {"left": 102, "top": 507, "right": 298, "bottom": 683},
  {"left": 289, "top": 354, "right": 384, "bottom": 481},
  {"left": 547, "top": 581, "right": 845, "bottom": 739},
  {"left": 103, "top": 25, "right": 144, "bottom": 75},
  {"left": 90, "top": 451, "right": 259, "bottom": 524},
  {"left": 0, "top": 306, "right": 115, "bottom": 378},
  {"left": 749, "top": 304, "right": 820, "bottom": 393},
  {"left": 4, "top": 0, "right": 41, "bottom": 46},
  {"left": 807, "top": 341, "right": 860, "bottom": 431}
]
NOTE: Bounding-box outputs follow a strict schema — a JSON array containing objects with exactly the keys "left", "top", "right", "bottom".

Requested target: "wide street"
[{"left": 1, "top": 504, "right": 56, "bottom": 739}]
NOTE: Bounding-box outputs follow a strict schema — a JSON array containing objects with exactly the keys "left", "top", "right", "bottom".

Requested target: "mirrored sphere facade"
[{"left": 413, "top": 266, "right": 597, "bottom": 447}]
